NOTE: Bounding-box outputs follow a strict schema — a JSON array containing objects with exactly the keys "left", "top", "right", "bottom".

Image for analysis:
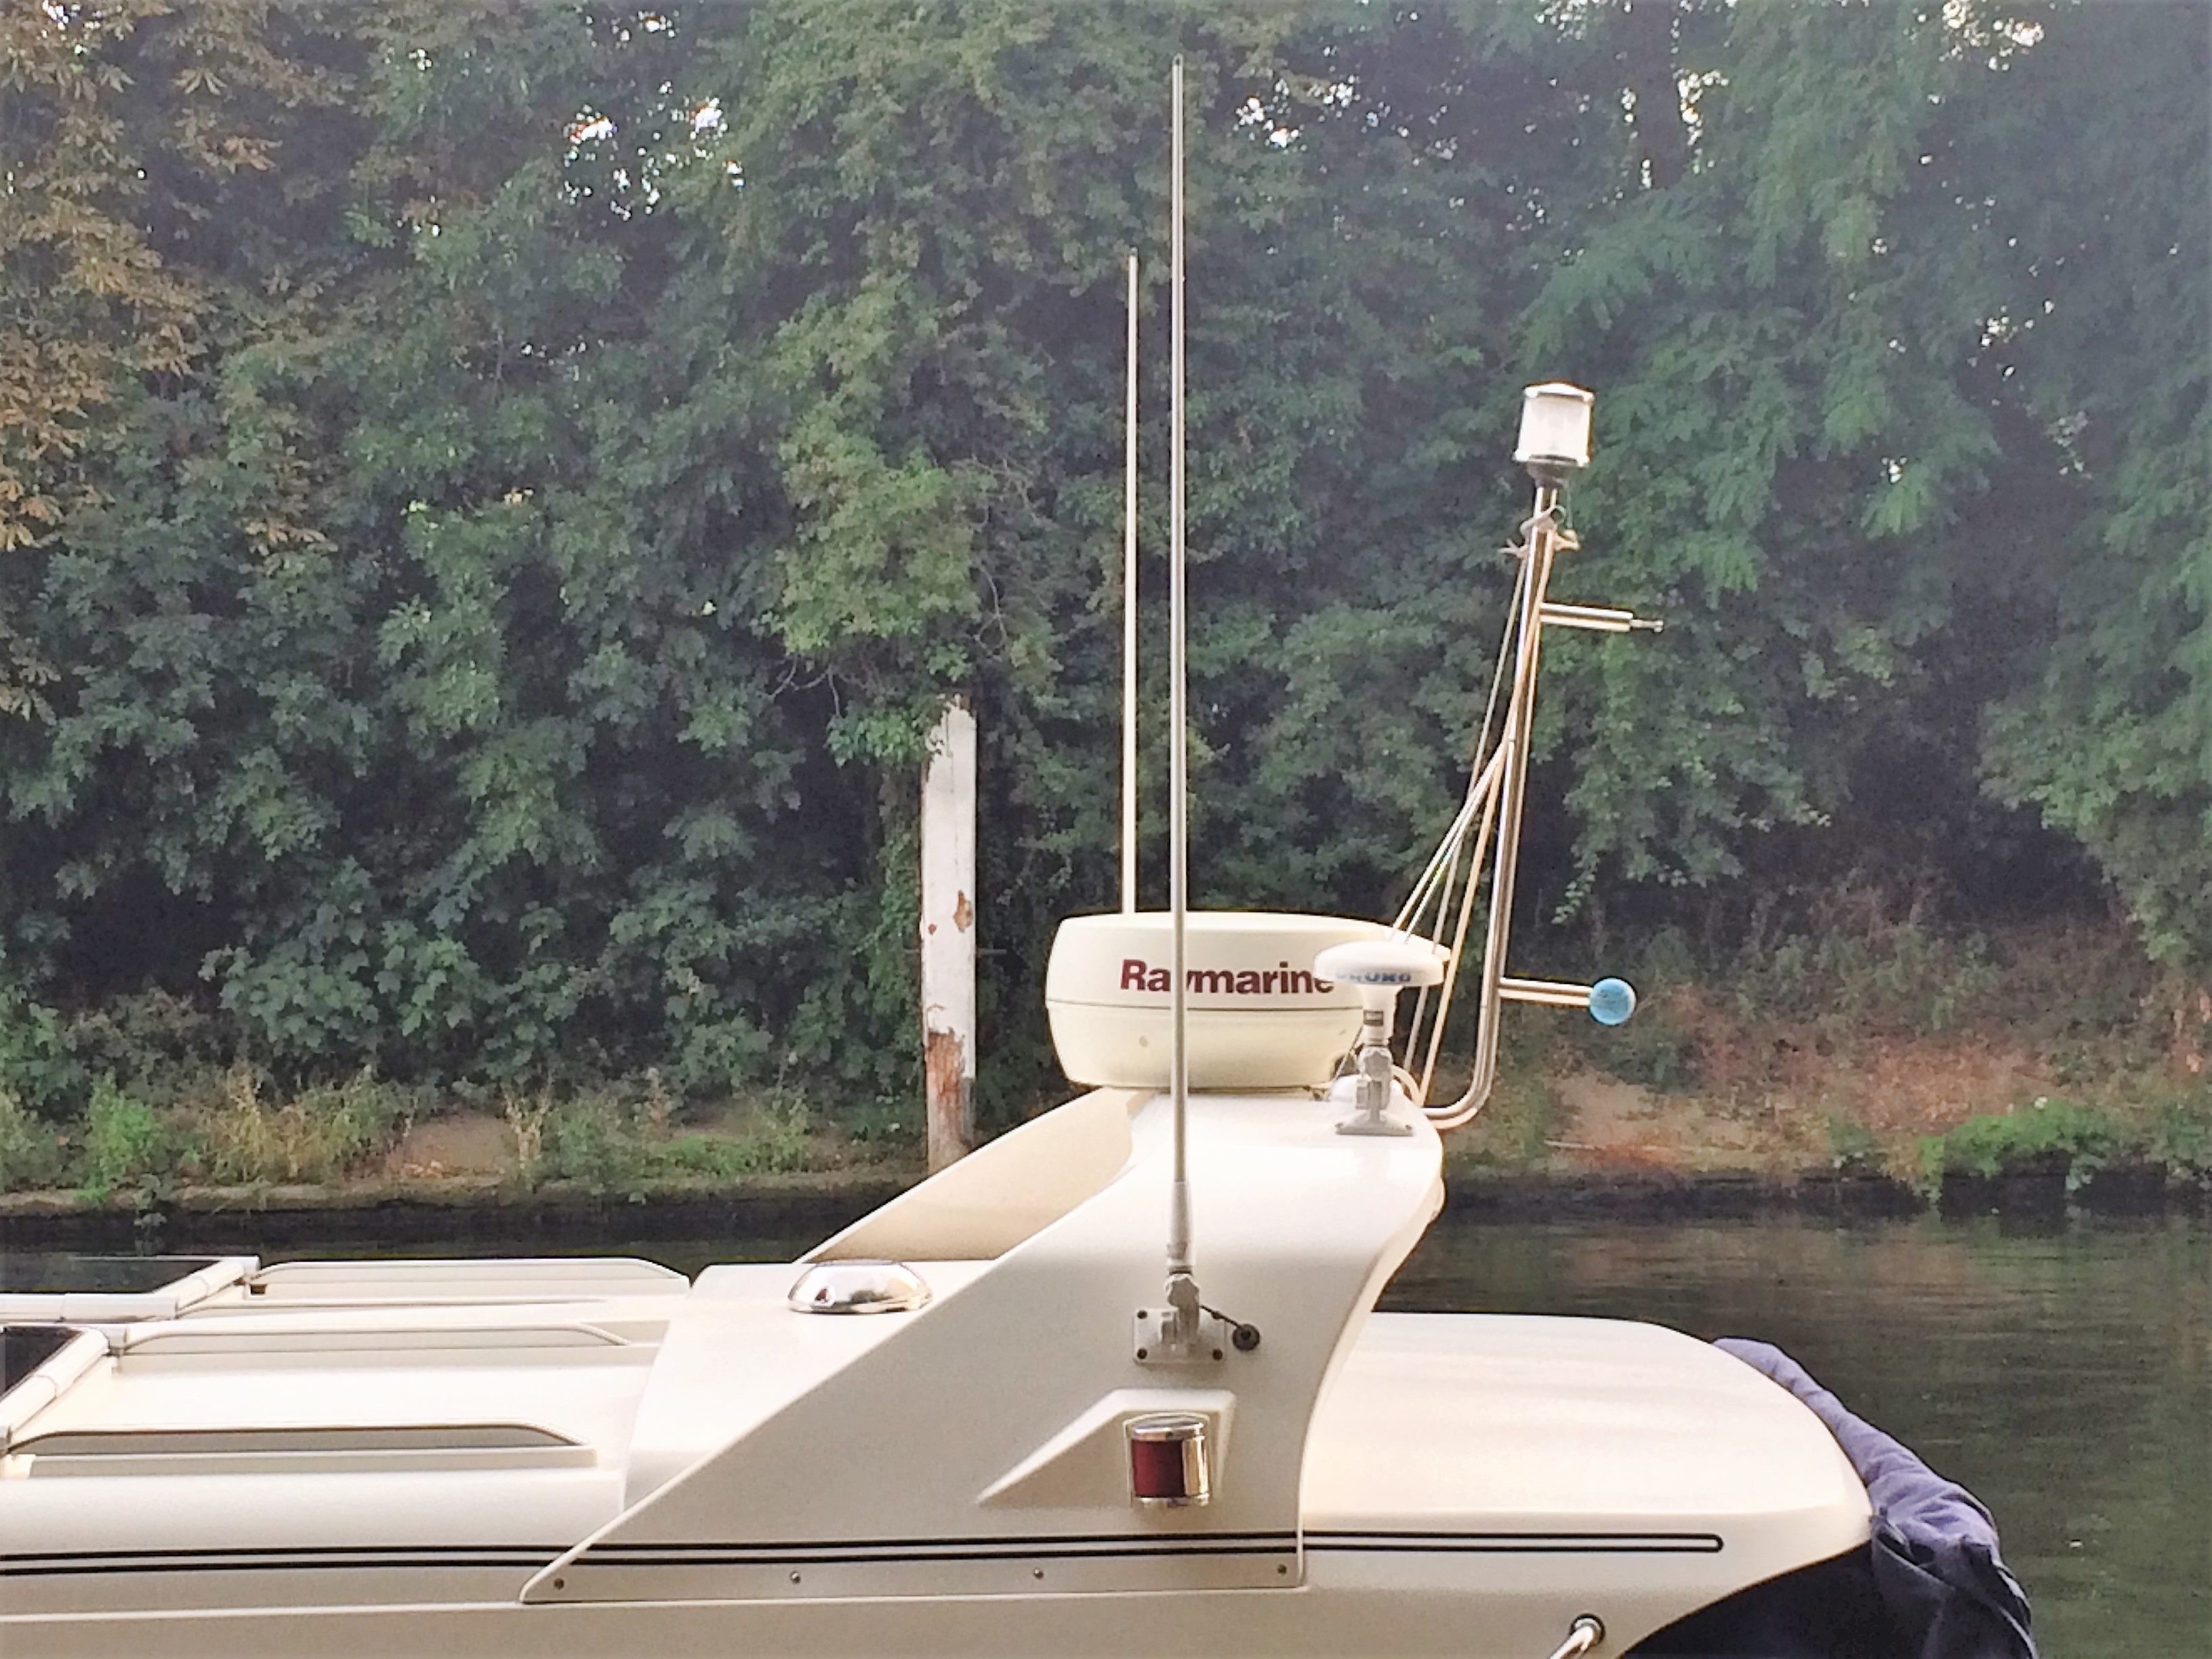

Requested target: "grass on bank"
[
  {"left": 1443, "top": 905, "right": 2212, "bottom": 1195},
  {"left": 0, "top": 1063, "right": 857, "bottom": 1205},
  {"left": 505, "top": 1084, "right": 817, "bottom": 1197},
  {"left": 7, "top": 899, "right": 2212, "bottom": 1204},
  {"left": 1914, "top": 1091, "right": 2212, "bottom": 1195}
]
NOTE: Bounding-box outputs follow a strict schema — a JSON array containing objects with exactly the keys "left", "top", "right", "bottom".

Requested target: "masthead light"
[{"left": 1515, "top": 382, "right": 1595, "bottom": 480}]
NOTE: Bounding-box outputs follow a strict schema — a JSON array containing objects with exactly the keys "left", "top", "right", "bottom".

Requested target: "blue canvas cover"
[{"left": 1630, "top": 1340, "right": 2035, "bottom": 1659}]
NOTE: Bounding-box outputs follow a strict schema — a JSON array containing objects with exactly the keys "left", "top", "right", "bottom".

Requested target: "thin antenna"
[
  {"left": 1164, "top": 55, "right": 1197, "bottom": 1328},
  {"left": 1122, "top": 250, "right": 1140, "bottom": 914}
]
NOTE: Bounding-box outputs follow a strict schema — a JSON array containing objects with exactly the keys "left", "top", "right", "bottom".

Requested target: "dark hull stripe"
[
  {"left": 1308, "top": 1532, "right": 1722, "bottom": 1554},
  {"left": 4, "top": 1557, "right": 571, "bottom": 1565},
  {"left": 579, "top": 1545, "right": 1294, "bottom": 1568},
  {"left": 0, "top": 1530, "right": 1717, "bottom": 1579},
  {"left": 0, "top": 1550, "right": 561, "bottom": 1579},
  {"left": 588, "top": 1530, "right": 1295, "bottom": 1553}
]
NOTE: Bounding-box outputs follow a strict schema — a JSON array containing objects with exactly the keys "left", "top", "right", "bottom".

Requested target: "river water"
[
  {"left": 1383, "top": 1212, "right": 2211, "bottom": 1658},
  {"left": 26, "top": 1208, "right": 2209, "bottom": 1655}
]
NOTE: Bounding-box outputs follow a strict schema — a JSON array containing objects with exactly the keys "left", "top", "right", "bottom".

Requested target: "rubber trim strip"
[
  {"left": 1, "top": 1528, "right": 1718, "bottom": 1578},
  {"left": 1307, "top": 1530, "right": 1723, "bottom": 1554}
]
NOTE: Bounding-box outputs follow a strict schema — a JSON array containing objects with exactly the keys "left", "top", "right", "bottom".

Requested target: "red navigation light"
[{"left": 1127, "top": 1412, "right": 1210, "bottom": 1507}]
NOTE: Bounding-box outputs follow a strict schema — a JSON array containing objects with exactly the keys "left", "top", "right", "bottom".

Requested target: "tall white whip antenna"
[
  {"left": 1122, "top": 251, "right": 1140, "bottom": 914},
  {"left": 1163, "top": 55, "right": 1199, "bottom": 1332}
]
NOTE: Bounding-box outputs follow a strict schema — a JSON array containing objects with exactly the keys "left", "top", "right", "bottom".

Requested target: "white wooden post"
[{"left": 920, "top": 699, "right": 977, "bottom": 1170}]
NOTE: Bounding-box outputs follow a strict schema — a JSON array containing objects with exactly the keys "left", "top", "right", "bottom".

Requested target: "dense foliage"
[{"left": 1, "top": 1, "right": 2205, "bottom": 1124}]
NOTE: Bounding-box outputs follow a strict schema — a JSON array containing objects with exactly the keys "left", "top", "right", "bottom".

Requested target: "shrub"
[
  {"left": 60, "top": 992, "right": 233, "bottom": 1103},
  {"left": 0, "top": 1088, "right": 69, "bottom": 1190},
  {"left": 537, "top": 1095, "right": 653, "bottom": 1194},
  {"left": 521, "top": 1090, "right": 817, "bottom": 1193},
  {"left": 1447, "top": 1075, "right": 1556, "bottom": 1171},
  {"left": 79, "top": 1078, "right": 169, "bottom": 1200},
  {"left": 0, "top": 985, "right": 79, "bottom": 1113},
  {"left": 197, "top": 1066, "right": 411, "bottom": 1185},
  {"left": 1916, "top": 1096, "right": 2123, "bottom": 1195},
  {"left": 662, "top": 1104, "right": 813, "bottom": 1180},
  {"left": 1736, "top": 889, "right": 2005, "bottom": 1039},
  {"left": 2144, "top": 1092, "right": 2212, "bottom": 1184},
  {"left": 1824, "top": 1113, "right": 1883, "bottom": 1174},
  {"left": 1589, "top": 996, "right": 1701, "bottom": 1092},
  {"left": 836, "top": 1094, "right": 920, "bottom": 1152}
]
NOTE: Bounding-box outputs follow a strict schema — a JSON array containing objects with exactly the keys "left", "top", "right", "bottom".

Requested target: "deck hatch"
[
  {"left": 14, "top": 1422, "right": 578, "bottom": 1456},
  {"left": 8, "top": 1420, "right": 596, "bottom": 1478}
]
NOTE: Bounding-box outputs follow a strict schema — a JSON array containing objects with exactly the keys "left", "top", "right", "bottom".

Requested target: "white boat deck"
[
  {"left": 0, "top": 1089, "right": 1872, "bottom": 1654},
  {"left": 1306, "top": 1313, "right": 1866, "bottom": 1580},
  {"left": 1, "top": 1271, "right": 1862, "bottom": 1558}
]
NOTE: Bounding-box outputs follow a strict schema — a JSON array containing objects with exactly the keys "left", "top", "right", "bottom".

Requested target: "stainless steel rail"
[{"left": 1415, "top": 445, "right": 1660, "bottom": 1130}]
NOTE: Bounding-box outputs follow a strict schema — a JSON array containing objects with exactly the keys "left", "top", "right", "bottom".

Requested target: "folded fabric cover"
[
  {"left": 1631, "top": 1339, "right": 2035, "bottom": 1659},
  {"left": 1741, "top": 1337, "right": 2034, "bottom": 1658}
]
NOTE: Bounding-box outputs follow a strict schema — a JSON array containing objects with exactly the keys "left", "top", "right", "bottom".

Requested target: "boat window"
[
  {"left": 0, "top": 1255, "right": 222, "bottom": 1295},
  {"left": 0, "top": 1256, "right": 258, "bottom": 1324},
  {"left": 0, "top": 1326, "right": 75, "bottom": 1399}
]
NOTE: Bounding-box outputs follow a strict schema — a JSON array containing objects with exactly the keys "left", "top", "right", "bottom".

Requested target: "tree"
[
  {"left": 1976, "top": 4, "right": 2212, "bottom": 1003},
  {"left": 1, "top": 1, "right": 2202, "bottom": 1120}
]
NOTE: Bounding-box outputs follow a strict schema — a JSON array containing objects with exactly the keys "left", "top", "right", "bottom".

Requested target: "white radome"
[{"left": 1044, "top": 910, "right": 1398, "bottom": 1089}]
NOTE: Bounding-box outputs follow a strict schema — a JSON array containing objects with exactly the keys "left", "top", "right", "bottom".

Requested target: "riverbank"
[
  {"left": 5, "top": 916, "right": 2208, "bottom": 1240},
  {"left": 4, "top": 1067, "right": 2208, "bottom": 1246},
  {"left": 3, "top": 1134, "right": 2203, "bottom": 1258}
]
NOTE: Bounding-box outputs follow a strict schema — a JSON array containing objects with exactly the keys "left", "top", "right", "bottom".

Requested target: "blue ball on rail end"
[{"left": 1588, "top": 977, "right": 1636, "bottom": 1026}]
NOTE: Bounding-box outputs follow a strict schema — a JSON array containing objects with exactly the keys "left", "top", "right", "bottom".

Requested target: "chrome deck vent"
[{"left": 785, "top": 1261, "right": 931, "bottom": 1315}]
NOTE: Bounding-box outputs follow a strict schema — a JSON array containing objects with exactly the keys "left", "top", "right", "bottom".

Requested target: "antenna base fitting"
[
  {"left": 1313, "top": 939, "right": 1445, "bottom": 1137},
  {"left": 1134, "top": 1275, "right": 1233, "bottom": 1366},
  {"left": 1337, "top": 1029, "right": 1414, "bottom": 1136}
]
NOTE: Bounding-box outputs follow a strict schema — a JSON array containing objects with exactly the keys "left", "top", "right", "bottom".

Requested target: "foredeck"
[
  {"left": 1304, "top": 1313, "right": 1870, "bottom": 1575},
  {"left": 0, "top": 1253, "right": 1003, "bottom": 1571}
]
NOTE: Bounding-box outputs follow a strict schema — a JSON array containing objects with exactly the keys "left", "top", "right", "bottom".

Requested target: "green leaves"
[
  {"left": 773, "top": 420, "right": 981, "bottom": 658},
  {"left": 0, "top": 0, "right": 2205, "bottom": 1120},
  {"left": 1975, "top": 3, "right": 2212, "bottom": 972}
]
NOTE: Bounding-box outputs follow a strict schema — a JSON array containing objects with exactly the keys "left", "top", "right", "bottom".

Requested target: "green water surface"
[{"left": 1381, "top": 1212, "right": 2211, "bottom": 1659}]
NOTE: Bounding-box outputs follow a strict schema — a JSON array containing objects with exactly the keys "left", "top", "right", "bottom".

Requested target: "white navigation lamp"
[
  {"left": 1316, "top": 936, "right": 1448, "bottom": 1136},
  {"left": 1514, "top": 381, "right": 1595, "bottom": 481}
]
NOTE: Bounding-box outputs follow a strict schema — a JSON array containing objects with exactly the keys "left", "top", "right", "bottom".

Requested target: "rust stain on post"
[
  {"left": 924, "top": 1027, "right": 970, "bottom": 1174},
  {"left": 924, "top": 1028, "right": 965, "bottom": 1100}
]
